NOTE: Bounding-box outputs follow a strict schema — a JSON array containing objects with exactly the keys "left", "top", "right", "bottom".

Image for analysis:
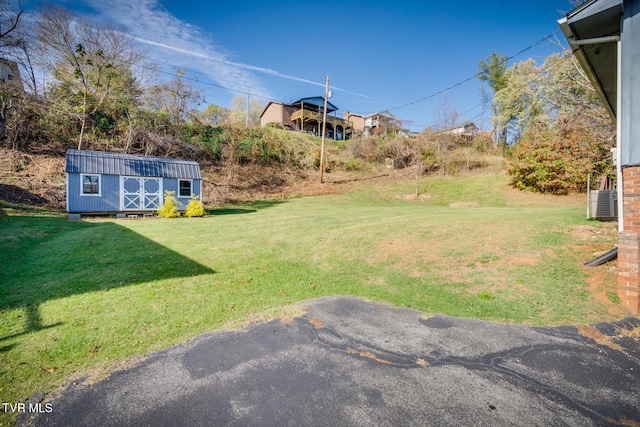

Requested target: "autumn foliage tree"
[
  {"left": 509, "top": 114, "right": 614, "bottom": 194},
  {"left": 491, "top": 50, "right": 615, "bottom": 194},
  {"left": 34, "top": 5, "right": 145, "bottom": 149},
  {"left": 478, "top": 52, "right": 508, "bottom": 147},
  {"left": 229, "top": 95, "right": 263, "bottom": 127}
]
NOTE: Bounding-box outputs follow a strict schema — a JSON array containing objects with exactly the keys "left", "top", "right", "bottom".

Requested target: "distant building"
[
  {"left": 344, "top": 111, "right": 365, "bottom": 133},
  {"left": 259, "top": 98, "right": 412, "bottom": 139},
  {"left": 362, "top": 110, "right": 411, "bottom": 137},
  {"left": 259, "top": 96, "right": 355, "bottom": 140},
  {"left": 0, "top": 58, "right": 22, "bottom": 90},
  {"left": 434, "top": 123, "right": 479, "bottom": 141},
  {"left": 260, "top": 101, "right": 297, "bottom": 129}
]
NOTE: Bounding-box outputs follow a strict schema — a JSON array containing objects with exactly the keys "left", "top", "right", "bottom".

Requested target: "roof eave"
[
  {"left": 557, "top": 0, "right": 623, "bottom": 121},
  {"left": 558, "top": 16, "right": 617, "bottom": 121}
]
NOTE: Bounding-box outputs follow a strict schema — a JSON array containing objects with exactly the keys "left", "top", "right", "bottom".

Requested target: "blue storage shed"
[{"left": 66, "top": 149, "right": 202, "bottom": 215}]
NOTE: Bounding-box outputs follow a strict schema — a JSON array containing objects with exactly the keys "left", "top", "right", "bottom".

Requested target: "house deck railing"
[{"left": 291, "top": 109, "right": 353, "bottom": 128}]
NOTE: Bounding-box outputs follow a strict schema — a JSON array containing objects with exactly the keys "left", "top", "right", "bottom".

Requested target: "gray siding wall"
[
  {"left": 67, "top": 174, "right": 202, "bottom": 213},
  {"left": 67, "top": 173, "right": 120, "bottom": 213},
  {"left": 621, "top": 0, "right": 640, "bottom": 166},
  {"left": 163, "top": 178, "right": 202, "bottom": 210}
]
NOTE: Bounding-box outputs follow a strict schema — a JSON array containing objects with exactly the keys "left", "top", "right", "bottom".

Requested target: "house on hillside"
[
  {"left": 434, "top": 123, "right": 479, "bottom": 141},
  {"left": 0, "top": 58, "right": 21, "bottom": 88},
  {"left": 558, "top": 0, "right": 639, "bottom": 314},
  {"left": 344, "top": 111, "right": 365, "bottom": 133},
  {"left": 260, "top": 96, "right": 355, "bottom": 140},
  {"left": 66, "top": 150, "right": 202, "bottom": 218},
  {"left": 363, "top": 111, "right": 411, "bottom": 137},
  {"left": 364, "top": 111, "right": 395, "bottom": 136},
  {"left": 260, "top": 101, "right": 297, "bottom": 129}
]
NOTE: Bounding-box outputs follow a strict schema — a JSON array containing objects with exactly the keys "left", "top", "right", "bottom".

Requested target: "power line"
[
  {"left": 412, "top": 47, "right": 576, "bottom": 132},
  {"left": 382, "top": 31, "right": 561, "bottom": 114},
  {"left": 123, "top": 40, "right": 567, "bottom": 135},
  {"left": 137, "top": 29, "right": 561, "bottom": 118},
  {"left": 25, "top": 19, "right": 566, "bottom": 131}
]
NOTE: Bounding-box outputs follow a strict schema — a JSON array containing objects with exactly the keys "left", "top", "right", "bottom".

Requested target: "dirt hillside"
[{"left": 0, "top": 148, "right": 393, "bottom": 210}]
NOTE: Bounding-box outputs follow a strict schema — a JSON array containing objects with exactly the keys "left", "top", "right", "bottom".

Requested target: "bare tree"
[
  {"left": 34, "top": 5, "right": 145, "bottom": 149},
  {"left": 228, "top": 95, "right": 263, "bottom": 127},
  {"left": 431, "top": 94, "right": 460, "bottom": 175},
  {"left": 145, "top": 71, "right": 203, "bottom": 125},
  {"left": 0, "top": 1, "right": 25, "bottom": 141},
  {"left": 0, "top": 0, "right": 23, "bottom": 48},
  {"left": 0, "top": 1, "right": 40, "bottom": 94}
]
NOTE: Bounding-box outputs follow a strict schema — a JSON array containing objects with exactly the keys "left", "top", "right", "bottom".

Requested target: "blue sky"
[{"left": 22, "top": 0, "right": 579, "bottom": 132}]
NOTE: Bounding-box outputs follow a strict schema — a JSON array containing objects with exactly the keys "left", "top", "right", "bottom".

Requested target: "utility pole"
[{"left": 319, "top": 75, "right": 329, "bottom": 183}]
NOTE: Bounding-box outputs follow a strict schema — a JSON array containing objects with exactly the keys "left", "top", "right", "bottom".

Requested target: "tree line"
[
  {"left": 478, "top": 48, "right": 615, "bottom": 194},
  {"left": 0, "top": 2, "right": 615, "bottom": 194},
  {"left": 0, "top": 2, "right": 263, "bottom": 154}
]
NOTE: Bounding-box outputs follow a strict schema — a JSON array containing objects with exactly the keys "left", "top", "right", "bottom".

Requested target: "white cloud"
[
  {"left": 134, "top": 36, "right": 325, "bottom": 89},
  {"left": 80, "top": 0, "right": 272, "bottom": 100},
  {"left": 46, "top": 0, "right": 375, "bottom": 105}
]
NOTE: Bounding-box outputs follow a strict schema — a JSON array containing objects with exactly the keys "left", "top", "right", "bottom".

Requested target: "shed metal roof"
[{"left": 66, "top": 150, "right": 201, "bottom": 179}]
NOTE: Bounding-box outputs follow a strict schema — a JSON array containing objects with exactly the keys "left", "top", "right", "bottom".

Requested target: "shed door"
[{"left": 120, "top": 177, "right": 162, "bottom": 211}]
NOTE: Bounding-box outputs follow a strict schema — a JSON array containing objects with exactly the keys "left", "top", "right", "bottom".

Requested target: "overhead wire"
[
  {"left": 400, "top": 31, "right": 569, "bottom": 131},
  {"left": 138, "top": 26, "right": 559, "bottom": 110},
  {"left": 382, "top": 31, "right": 562, "bottom": 114},
  {"left": 135, "top": 29, "right": 563, "bottom": 123},
  {"left": 427, "top": 45, "right": 578, "bottom": 135}
]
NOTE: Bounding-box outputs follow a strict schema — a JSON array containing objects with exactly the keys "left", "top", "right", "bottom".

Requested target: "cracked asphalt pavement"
[{"left": 22, "top": 296, "right": 640, "bottom": 426}]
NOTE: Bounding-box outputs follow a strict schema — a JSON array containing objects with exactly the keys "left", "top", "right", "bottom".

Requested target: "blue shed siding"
[
  {"left": 67, "top": 174, "right": 121, "bottom": 213},
  {"left": 620, "top": 0, "right": 640, "bottom": 167},
  {"left": 67, "top": 174, "right": 202, "bottom": 213},
  {"left": 164, "top": 178, "right": 202, "bottom": 208},
  {"left": 65, "top": 150, "right": 203, "bottom": 214}
]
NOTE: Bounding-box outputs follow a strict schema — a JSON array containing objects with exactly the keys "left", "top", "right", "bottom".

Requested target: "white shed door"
[{"left": 121, "top": 177, "right": 162, "bottom": 210}]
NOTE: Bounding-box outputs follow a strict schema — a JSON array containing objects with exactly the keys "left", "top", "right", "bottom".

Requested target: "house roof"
[
  {"left": 291, "top": 97, "right": 338, "bottom": 113},
  {"left": 433, "top": 122, "right": 478, "bottom": 135},
  {"left": 558, "top": 0, "right": 623, "bottom": 119},
  {"left": 365, "top": 110, "right": 395, "bottom": 119},
  {"left": 66, "top": 150, "right": 201, "bottom": 179},
  {"left": 260, "top": 101, "right": 285, "bottom": 119}
]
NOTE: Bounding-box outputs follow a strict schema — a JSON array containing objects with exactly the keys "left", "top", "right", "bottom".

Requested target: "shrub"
[
  {"left": 184, "top": 195, "right": 205, "bottom": 217},
  {"left": 158, "top": 191, "right": 181, "bottom": 218},
  {"left": 477, "top": 290, "right": 496, "bottom": 300},
  {"left": 344, "top": 158, "right": 367, "bottom": 172},
  {"left": 348, "top": 137, "right": 385, "bottom": 162},
  {"left": 94, "top": 110, "right": 116, "bottom": 136},
  {"left": 508, "top": 115, "right": 614, "bottom": 194}
]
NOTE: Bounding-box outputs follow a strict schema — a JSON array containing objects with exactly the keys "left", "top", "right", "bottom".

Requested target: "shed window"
[
  {"left": 81, "top": 174, "right": 100, "bottom": 195},
  {"left": 179, "top": 180, "right": 192, "bottom": 197}
]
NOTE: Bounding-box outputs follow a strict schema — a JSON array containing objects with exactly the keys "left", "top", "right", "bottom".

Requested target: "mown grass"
[{"left": 0, "top": 173, "right": 621, "bottom": 424}]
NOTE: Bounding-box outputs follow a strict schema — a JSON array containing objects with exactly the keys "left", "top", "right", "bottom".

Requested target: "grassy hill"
[
  {"left": 0, "top": 128, "right": 625, "bottom": 425},
  {"left": 0, "top": 168, "right": 623, "bottom": 424},
  {"left": 0, "top": 127, "right": 506, "bottom": 209}
]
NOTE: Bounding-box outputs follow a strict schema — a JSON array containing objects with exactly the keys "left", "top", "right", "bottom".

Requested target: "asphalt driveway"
[{"left": 21, "top": 296, "right": 640, "bottom": 426}]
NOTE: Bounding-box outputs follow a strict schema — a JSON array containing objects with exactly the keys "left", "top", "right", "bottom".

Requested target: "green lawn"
[{"left": 0, "top": 173, "right": 620, "bottom": 424}]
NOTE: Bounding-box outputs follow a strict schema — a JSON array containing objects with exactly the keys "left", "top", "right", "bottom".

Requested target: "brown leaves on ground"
[
  {"left": 577, "top": 325, "right": 624, "bottom": 352},
  {"left": 308, "top": 318, "right": 325, "bottom": 329},
  {"left": 0, "top": 149, "right": 66, "bottom": 209}
]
